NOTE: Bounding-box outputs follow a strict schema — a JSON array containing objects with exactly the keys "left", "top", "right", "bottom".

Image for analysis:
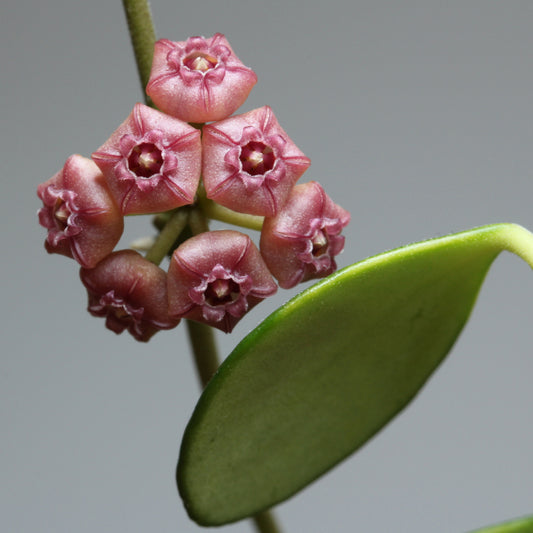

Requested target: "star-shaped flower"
[
  {"left": 80, "top": 250, "right": 179, "bottom": 342},
  {"left": 92, "top": 103, "right": 201, "bottom": 215},
  {"left": 260, "top": 182, "right": 350, "bottom": 288},
  {"left": 168, "top": 230, "right": 277, "bottom": 333},
  {"left": 202, "top": 106, "right": 311, "bottom": 216},
  {"left": 146, "top": 34, "right": 257, "bottom": 123},
  {"left": 37, "top": 154, "right": 123, "bottom": 268}
]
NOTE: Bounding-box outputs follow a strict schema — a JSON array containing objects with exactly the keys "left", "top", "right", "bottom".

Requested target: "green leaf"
[
  {"left": 177, "top": 223, "right": 533, "bottom": 526},
  {"left": 467, "top": 514, "right": 533, "bottom": 533}
]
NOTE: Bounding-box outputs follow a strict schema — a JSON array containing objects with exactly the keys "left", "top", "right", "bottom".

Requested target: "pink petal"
[{"left": 146, "top": 34, "right": 257, "bottom": 123}]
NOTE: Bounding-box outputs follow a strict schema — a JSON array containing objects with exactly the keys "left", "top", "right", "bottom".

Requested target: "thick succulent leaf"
[
  {"left": 178, "top": 223, "right": 533, "bottom": 526},
  {"left": 467, "top": 514, "right": 533, "bottom": 533}
]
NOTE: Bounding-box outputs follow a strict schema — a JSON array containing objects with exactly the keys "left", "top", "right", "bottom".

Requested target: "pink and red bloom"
[
  {"left": 80, "top": 250, "right": 179, "bottom": 342},
  {"left": 92, "top": 103, "right": 201, "bottom": 215},
  {"left": 37, "top": 154, "right": 123, "bottom": 268},
  {"left": 37, "top": 32, "right": 351, "bottom": 343},
  {"left": 202, "top": 106, "right": 311, "bottom": 217},
  {"left": 147, "top": 34, "right": 257, "bottom": 123},
  {"left": 260, "top": 182, "right": 350, "bottom": 288},
  {"left": 168, "top": 230, "right": 277, "bottom": 333}
]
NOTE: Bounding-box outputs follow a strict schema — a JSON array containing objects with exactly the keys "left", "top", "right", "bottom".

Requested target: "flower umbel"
[
  {"left": 92, "top": 103, "right": 201, "bottom": 215},
  {"left": 36, "top": 30, "right": 351, "bottom": 345},
  {"left": 37, "top": 154, "right": 123, "bottom": 268},
  {"left": 202, "top": 106, "right": 311, "bottom": 216},
  {"left": 260, "top": 182, "right": 350, "bottom": 288},
  {"left": 80, "top": 250, "right": 180, "bottom": 342},
  {"left": 147, "top": 34, "right": 257, "bottom": 123},
  {"left": 168, "top": 230, "right": 277, "bottom": 333}
]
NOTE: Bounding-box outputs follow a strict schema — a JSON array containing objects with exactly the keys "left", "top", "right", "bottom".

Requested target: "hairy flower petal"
[
  {"left": 92, "top": 103, "right": 201, "bottom": 215},
  {"left": 203, "top": 106, "right": 311, "bottom": 216},
  {"left": 168, "top": 230, "right": 277, "bottom": 333},
  {"left": 37, "top": 154, "right": 123, "bottom": 268},
  {"left": 146, "top": 34, "right": 257, "bottom": 123},
  {"left": 80, "top": 250, "right": 179, "bottom": 342},
  {"left": 260, "top": 182, "right": 350, "bottom": 288}
]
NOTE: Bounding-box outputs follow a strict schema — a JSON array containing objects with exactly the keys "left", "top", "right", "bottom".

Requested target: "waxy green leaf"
[
  {"left": 178, "top": 223, "right": 533, "bottom": 526},
  {"left": 468, "top": 514, "right": 533, "bottom": 533}
]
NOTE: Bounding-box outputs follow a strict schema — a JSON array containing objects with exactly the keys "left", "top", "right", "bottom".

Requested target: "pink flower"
[
  {"left": 146, "top": 34, "right": 257, "bottom": 123},
  {"left": 92, "top": 103, "right": 201, "bottom": 215},
  {"left": 37, "top": 154, "right": 123, "bottom": 268},
  {"left": 202, "top": 106, "right": 311, "bottom": 216},
  {"left": 167, "top": 230, "right": 277, "bottom": 333},
  {"left": 260, "top": 182, "right": 350, "bottom": 288},
  {"left": 80, "top": 250, "right": 179, "bottom": 342}
]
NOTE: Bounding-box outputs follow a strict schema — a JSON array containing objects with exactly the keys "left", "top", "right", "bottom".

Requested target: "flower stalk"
[
  {"left": 144, "top": 207, "right": 189, "bottom": 265},
  {"left": 197, "top": 188, "right": 264, "bottom": 231}
]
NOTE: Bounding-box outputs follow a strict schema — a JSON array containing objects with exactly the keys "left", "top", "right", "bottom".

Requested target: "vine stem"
[
  {"left": 120, "top": 1, "right": 283, "bottom": 532},
  {"left": 121, "top": 0, "right": 156, "bottom": 103}
]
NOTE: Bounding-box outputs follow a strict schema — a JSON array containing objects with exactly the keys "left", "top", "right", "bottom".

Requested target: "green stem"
[
  {"left": 144, "top": 208, "right": 189, "bottom": 265},
  {"left": 188, "top": 205, "right": 211, "bottom": 235},
  {"left": 252, "top": 510, "right": 283, "bottom": 533},
  {"left": 198, "top": 193, "right": 264, "bottom": 231},
  {"left": 185, "top": 320, "right": 220, "bottom": 387},
  {"left": 121, "top": 3, "right": 282, "bottom": 532},
  {"left": 121, "top": 0, "right": 156, "bottom": 103}
]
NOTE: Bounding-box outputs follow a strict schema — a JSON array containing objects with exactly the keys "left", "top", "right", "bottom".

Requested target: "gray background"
[{"left": 2, "top": 1, "right": 532, "bottom": 532}]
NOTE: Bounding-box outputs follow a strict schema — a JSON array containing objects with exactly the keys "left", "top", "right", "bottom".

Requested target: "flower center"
[
  {"left": 110, "top": 305, "right": 131, "bottom": 320},
  {"left": 239, "top": 141, "right": 275, "bottom": 176},
  {"left": 205, "top": 278, "right": 241, "bottom": 306},
  {"left": 311, "top": 230, "right": 329, "bottom": 257},
  {"left": 53, "top": 197, "right": 71, "bottom": 231},
  {"left": 128, "top": 142, "right": 164, "bottom": 178},
  {"left": 183, "top": 52, "right": 218, "bottom": 72}
]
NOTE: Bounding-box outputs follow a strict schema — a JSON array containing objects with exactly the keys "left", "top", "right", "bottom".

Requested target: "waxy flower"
[
  {"left": 168, "top": 230, "right": 277, "bottom": 333},
  {"left": 92, "top": 103, "right": 201, "bottom": 215},
  {"left": 202, "top": 106, "right": 311, "bottom": 217},
  {"left": 37, "top": 154, "right": 123, "bottom": 268},
  {"left": 146, "top": 34, "right": 257, "bottom": 123},
  {"left": 260, "top": 182, "right": 350, "bottom": 288},
  {"left": 80, "top": 250, "right": 179, "bottom": 342}
]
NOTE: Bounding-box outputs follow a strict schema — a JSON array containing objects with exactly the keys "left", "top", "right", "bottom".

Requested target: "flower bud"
[
  {"left": 92, "top": 103, "right": 201, "bottom": 215},
  {"left": 168, "top": 230, "right": 277, "bottom": 333},
  {"left": 260, "top": 182, "right": 350, "bottom": 288},
  {"left": 202, "top": 106, "right": 311, "bottom": 216},
  {"left": 80, "top": 250, "right": 179, "bottom": 342},
  {"left": 37, "top": 154, "right": 123, "bottom": 268},
  {"left": 146, "top": 34, "right": 257, "bottom": 123}
]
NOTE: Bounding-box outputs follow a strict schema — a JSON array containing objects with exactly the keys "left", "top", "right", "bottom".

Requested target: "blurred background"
[{"left": 2, "top": 1, "right": 532, "bottom": 532}]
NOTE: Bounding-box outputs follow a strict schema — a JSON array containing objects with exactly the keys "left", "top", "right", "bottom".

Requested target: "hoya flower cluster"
[{"left": 37, "top": 33, "right": 350, "bottom": 341}]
